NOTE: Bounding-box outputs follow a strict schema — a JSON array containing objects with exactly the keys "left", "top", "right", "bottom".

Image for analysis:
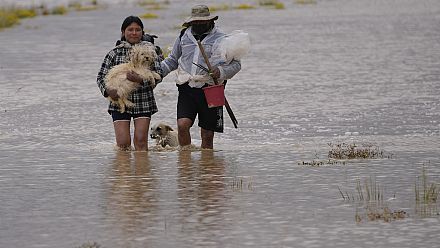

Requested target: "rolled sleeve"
[{"left": 218, "top": 59, "right": 241, "bottom": 81}]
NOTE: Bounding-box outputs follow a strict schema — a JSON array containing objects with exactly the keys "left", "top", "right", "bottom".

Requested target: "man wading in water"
[{"left": 161, "top": 5, "right": 241, "bottom": 149}]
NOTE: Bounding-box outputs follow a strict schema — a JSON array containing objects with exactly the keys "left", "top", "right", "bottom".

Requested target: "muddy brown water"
[{"left": 1, "top": 0, "right": 439, "bottom": 247}]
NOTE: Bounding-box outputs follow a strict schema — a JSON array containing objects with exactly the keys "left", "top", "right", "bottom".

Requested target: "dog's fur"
[
  {"left": 105, "top": 44, "right": 161, "bottom": 113},
  {"left": 150, "top": 122, "right": 179, "bottom": 147}
]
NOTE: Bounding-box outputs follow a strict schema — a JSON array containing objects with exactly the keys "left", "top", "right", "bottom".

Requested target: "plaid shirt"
[{"left": 97, "top": 41, "right": 163, "bottom": 115}]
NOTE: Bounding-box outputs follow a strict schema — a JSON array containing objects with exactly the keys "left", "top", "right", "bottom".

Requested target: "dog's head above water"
[
  {"left": 150, "top": 122, "right": 179, "bottom": 148},
  {"left": 150, "top": 122, "right": 175, "bottom": 139}
]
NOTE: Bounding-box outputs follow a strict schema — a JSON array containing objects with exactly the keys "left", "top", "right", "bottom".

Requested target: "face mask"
[{"left": 191, "top": 23, "right": 212, "bottom": 35}]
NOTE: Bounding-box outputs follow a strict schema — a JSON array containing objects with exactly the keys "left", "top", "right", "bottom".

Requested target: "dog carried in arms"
[{"left": 104, "top": 43, "right": 161, "bottom": 113}]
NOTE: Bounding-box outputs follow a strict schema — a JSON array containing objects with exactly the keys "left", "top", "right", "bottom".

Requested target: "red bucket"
[{"left": 203, "top": 84, "right": 225, "bottom": 108}]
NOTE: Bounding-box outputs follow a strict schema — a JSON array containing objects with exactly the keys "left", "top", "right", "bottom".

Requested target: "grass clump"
[
  {"left": 295, "top": 0, "right": 317, "bottom": 4},
  {"left": 44, "top": 5, "right": 68, "bottom": 15},
  {"left": 415, "top": 167, "right": 439, "bottom": 204},
  {"left": 358, "top": 207, "right": 408, "bottom": 223},
  {"left": 339, "top": 177, "right": 408, "bottom": 223},
  {"left": 415, "top": 165, "right": 439, "bottom": 217},
  {"left": 140, "top": 12, "right": 158, "bottom": 19},
  {"left": 259, "top": 0, "right": 285, "bottom": 9},
  {"left": 138, "top": 0, "right": 157, "bottom": 5},
  {"left": 14, "top": 8, "right": 37, "bottom": 18},
  {"left": 234, "top": 4, "right": 256, "bottom": 10},
  {"left": 0, "top": 8, "right": 20, "bottom": 29},
  {"left": 328, "top": 142, "right": 391, "bottom": 159},
  {"left": 209, "top": 4, "right": 230, "bottom": 12},
  {"left": 76, "top": 242, "right": 101, "bottom": 248},
  {"left": 0, "top": 7, "right": 38, "bottom": 30},
  {"left": 299, "top": 159, "right": 346, "bottom": 167},
  {"left": 229, "top": 176, "right": 253, "bottom": 192},
  {"left": 338, "top": 177, "right": 384, "bottom": 203},
  {"left": 68, "top": 1, "right": 100, "bottom": 11}
]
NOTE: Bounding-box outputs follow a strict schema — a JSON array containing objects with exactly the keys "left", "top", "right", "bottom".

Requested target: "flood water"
[{"left": 1, "top": 0, "right": 440, "bottom": 247}]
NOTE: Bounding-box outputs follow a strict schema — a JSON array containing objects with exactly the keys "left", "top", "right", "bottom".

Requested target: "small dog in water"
[
  {"left": 105, "top": 44, "right": 161, "bottom": 113},
  {"left": 150, "top": 122, "right": 179, "bottom": 147}
]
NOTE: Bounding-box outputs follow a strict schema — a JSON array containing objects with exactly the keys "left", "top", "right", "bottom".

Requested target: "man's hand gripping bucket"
[{"left": 203, "top": 84, "right": 225, "bottom": 108}]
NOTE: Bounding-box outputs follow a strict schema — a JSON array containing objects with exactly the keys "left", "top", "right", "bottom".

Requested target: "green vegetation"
[
  {"left": 339, "top": 177, "right": 408, "bottom": 223},
  {"left": 68, "top": 1, "right": 99, "bottom": 11},
  {"left": 47, "top": 5, "right": 68, "bottom": 15},
  {"left": 234, "top": 4, "right": 256, "bottom": 10},
  {"left": 415, "top": 166, "right": 439, "bottom": 217},
  {"left": 208, "top": 4, "right": 230, "bottom": 12},
  {"left": 415, "top": 167, "right": 439, "bottom": 204},
  {"left": 259, "top": 0, "right": 285, "bottom": 9},
  {"left": 338, "top": 177, "right": 384, "bottom": 203},
  {"left": 140, "top": 12, "right": 159, "bottom": 19},
  {"left": 0, "top": 8, "right": 20, "bottom": 30},
  {"left": 14, "top": 8, "right": 37, "bottom": 18},
  {"left": 138, "top": 0, "right": 169, "bottom": 8},
  {"left": 138, "top": 0, "right": 158, "bottom": 5},
  {"left": 295, "top": 0, "right": 317, "bottom": 4},
  {"left": 1, "top": 1, "right": 104, "bottom": 31}
]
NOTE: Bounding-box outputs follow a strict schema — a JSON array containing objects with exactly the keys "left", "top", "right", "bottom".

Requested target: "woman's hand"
[
  {"left": 126, "top": 71, "right": 143, "bottom": 85},
  {"left": 107, "top": 89, "right": 119, "bottom": 100}
]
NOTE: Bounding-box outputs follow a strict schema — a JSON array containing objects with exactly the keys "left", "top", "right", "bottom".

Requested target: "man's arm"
[{"left": 216, "top": 59, "right": 241, "bottom": 81}]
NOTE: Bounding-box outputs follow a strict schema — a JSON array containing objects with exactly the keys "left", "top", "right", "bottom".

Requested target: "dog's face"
[
  {"left": 129, "top": 45, "right": 157, "bottom": 67},
  {"left": 150, "top": 123, "right": 174, "bottom": 139}
]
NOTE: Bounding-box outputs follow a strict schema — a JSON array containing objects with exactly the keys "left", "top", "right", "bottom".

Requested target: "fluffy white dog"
[
  {"left": 105, "top": 44, "right": 161, "bottom": 113},
  {"left": 150, "top": 122, "right": 179, "bottom": 148}
]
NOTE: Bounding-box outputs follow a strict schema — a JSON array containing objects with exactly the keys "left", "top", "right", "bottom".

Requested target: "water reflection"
[
  {"left": 106, "top": 151, "right": 158, "bottom": 234},
  {"left": 177, "top": 150, "right": 229, "bottom": 233}
]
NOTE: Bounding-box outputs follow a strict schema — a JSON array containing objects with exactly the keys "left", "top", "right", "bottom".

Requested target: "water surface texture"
[{"left": 1, "top": 0, "right": 440, "bottom": 247}]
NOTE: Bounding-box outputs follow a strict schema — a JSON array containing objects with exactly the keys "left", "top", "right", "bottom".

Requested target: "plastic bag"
[{"left": 212, "top": 30, "right": 251, "bottom": 65}]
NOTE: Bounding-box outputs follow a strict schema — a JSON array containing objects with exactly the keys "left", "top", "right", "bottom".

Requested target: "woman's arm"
[{"left": 96, "top": 50, "right": 116, "bottom": 97}]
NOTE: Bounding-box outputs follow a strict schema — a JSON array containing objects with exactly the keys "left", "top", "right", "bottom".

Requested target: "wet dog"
[
  {"left": 105, "top": 44, "right": 161, "bottom": 113},
  {"left": 150, "top": 122, "right": 179, "bottom": 148}
]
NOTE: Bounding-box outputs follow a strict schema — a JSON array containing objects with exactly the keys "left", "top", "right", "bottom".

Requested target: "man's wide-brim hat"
[{"left": 183, "top": 5, "right": 218, "bottom": 27}]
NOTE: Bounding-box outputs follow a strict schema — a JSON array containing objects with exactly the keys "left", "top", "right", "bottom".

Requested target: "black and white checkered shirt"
[{"left": 97, "top": 41, "right": 163, "bottom": 115}]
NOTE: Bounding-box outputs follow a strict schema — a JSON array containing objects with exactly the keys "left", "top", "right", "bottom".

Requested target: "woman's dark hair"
[{"left": 120, "top": 16, "right": 144, "bottom": 41}]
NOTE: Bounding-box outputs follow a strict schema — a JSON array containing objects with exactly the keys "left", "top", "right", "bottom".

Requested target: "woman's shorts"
[
  {"left": 177, "top": 83, "right": 223, "bottom": 133},
  {"left": 111, "top": 111, "right": 151, "bottom": 122}
]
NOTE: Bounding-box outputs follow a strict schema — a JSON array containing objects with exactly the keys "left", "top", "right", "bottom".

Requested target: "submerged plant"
[
  {"left": 299, "top": 159, "right": 346, "bottom": 167},
  {"left": 328, "top": 142, "right": 391, "bottom": 159},
  {"left": 339, "top": 177, "right": 408, "bottom": 223},
  {"left": 338, "top": 177, "right": 384, "bottom": 203},
  {"left": 415, "top": 165, "right": 439, "bottom": 217},
  {"left": 76, "top": 242, "right": 101, "bottom": 248},
  {"left": 230, "top": 176, "right": 253, "bottom": 192},
  {"left": 415, "top": 167, "right": 439, "bottom": 204}
]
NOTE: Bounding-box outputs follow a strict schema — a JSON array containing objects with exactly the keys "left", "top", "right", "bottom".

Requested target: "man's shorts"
[
  {"left": 177, "top": 83, "right": 223, "bottom": 133},
  {"left": 111, "top": 111, "right": 151, "bottom": 122}
]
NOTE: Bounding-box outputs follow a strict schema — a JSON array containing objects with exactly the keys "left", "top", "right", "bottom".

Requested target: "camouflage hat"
[{"left": 183, "top": 5, "right": 218, "bottom": 27}]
